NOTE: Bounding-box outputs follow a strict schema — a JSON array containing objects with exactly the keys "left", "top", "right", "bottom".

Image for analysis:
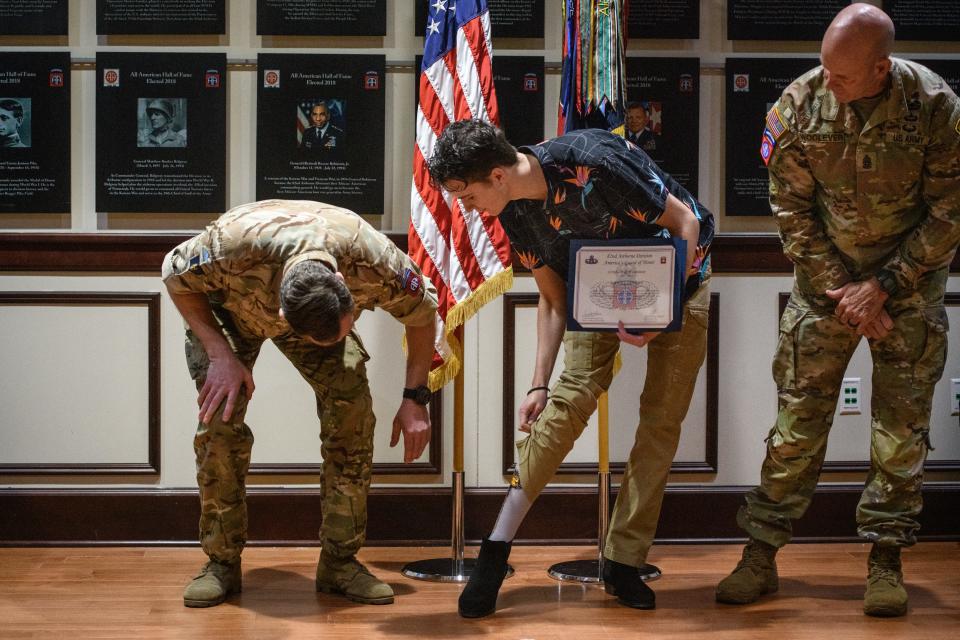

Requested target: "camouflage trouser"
[
  {"left": 185, "top": 306, "right": 375, "bottom": 565},
  {"left": 514, "top": 284, "right": 710, "bottom": 567},
  {"left": 739, "top": 285, "right": 948, "bottom": 548}
]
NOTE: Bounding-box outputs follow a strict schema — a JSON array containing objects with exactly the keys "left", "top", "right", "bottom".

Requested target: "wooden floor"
[{"left": 0, "top": 543, "right": 957, "bottom": 639}]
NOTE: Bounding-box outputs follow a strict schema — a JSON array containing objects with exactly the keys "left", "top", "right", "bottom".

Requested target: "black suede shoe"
[
  {"left": 458, "top": 538, "right": 512, "bottom": 618},
  {"left": 603, "top": 558, "right": 656, "bottom": 609}
]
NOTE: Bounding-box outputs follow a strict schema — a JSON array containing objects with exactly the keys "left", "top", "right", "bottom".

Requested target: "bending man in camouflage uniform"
[
  {"left": 717, "top": 4, "right": 960, "bottom": 617},
  {"left": 161, "top": 200, "right": 439, "bottom": 608}
]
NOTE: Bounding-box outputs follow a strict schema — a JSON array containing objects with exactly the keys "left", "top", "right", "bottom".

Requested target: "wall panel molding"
[
  {"left": 2, "top": 233, "right": 958, "bottom": 274},
  {"left": 2, "top": 484, "right": 956, "bottom": 545},
  {"left": 0, "top": 292, "right": 160, "bottom": 475},
  {"left": 502, "top": 292, "right": 719, "bottom": 475}
]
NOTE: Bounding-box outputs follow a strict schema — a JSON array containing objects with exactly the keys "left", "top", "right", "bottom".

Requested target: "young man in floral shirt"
[{"left": 428, "top": 120, "right": 714, "bottom": 617}]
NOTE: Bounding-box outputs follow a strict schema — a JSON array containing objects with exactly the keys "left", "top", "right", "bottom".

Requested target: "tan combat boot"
[
  {"left": 864, "top": 545, "right": 907, "bottom": 617},
  {"left": 315, "top": 552, "right": 394, "bottom": 605},
  {"left": 183, "top": 560, "right": 242, "bottom": 608},
  {"left": 716, "top": 539, "right": 779, "bottom": 604}
]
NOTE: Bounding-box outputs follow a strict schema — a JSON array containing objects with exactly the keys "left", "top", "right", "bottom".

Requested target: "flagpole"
[
  {"left": 402, "top": 327, "right": 514, "bottom": 583},
  {"left": 547, "top": 391, "right": 661, "bottom": 583}
]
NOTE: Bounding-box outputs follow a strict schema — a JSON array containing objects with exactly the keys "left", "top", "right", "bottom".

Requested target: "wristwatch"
[
  {"left": 402, "top": 385, "right": 432, "bottom": 406},
  {"left": 875, "top": 268, "right": 900, "bottom": 297}
]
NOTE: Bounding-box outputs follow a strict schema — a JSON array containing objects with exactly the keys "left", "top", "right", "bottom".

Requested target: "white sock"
[{"left": 488, "top": 487, "right": 533, "bottom": 542}]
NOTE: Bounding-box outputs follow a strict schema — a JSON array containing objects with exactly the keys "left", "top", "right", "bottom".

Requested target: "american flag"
[{"left": 410, "top": 0, "right": 513, "bottom": 389}]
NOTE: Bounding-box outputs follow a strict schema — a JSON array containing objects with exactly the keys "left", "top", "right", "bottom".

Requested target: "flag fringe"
[{"left": 427, "top": 266, "right": 514, "bottom": 390}]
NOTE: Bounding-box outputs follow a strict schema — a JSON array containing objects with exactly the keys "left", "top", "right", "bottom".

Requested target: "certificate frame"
[{"left": 566, "top": 238, "right": 686, "bottom": 334}]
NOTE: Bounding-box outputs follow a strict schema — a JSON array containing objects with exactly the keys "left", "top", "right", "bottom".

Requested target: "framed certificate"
[{"left": 567, "top": 238, "right": 686, "bottom": 333}]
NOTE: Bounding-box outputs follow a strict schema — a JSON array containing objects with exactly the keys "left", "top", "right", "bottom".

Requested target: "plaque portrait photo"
[
  {"left": 624, "top": 100, "right": 661, "bottom": 153},
  {"left": 0, "top": 98, "right": 31, "bottom": 148},
  {"left": 136, "top": 97, "right": 186, "bottom": 148},
  {"left": 297, "top": 99, "right": 345, "bottom": 152}
]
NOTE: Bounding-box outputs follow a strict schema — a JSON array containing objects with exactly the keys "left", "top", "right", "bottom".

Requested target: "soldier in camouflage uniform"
[
  {"left": 717, "top": 4, "right": 960, "bottom": 617},
  {"left": 161, "top": 200, "right": 439, "bottom": 608}
]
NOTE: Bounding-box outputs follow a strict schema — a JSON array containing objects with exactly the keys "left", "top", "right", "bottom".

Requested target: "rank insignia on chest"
[
  {"left": 859, "top": 152, "right": 877, "bottom": 172},
  {"left": 187, "top": 246, "right": 212, "bottom": 274},
  {"left": 397, "top": 268, "right": 422, "bottom": 296}
]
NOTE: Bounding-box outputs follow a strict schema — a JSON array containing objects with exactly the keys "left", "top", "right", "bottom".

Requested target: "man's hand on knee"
[{"left": 198, "top": 354, "right": 255, "bottom": 424}]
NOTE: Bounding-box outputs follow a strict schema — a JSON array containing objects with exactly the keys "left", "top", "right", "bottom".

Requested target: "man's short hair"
[
  {"left": 0, "top": 99, "right": 24, "bottom": 121},
  {"left": 626, "top": 101, "right": 647, "bottom": 113},
  {"left": 280, "top": 260, "right": 354, "bottom": 343},
  {"left": 427, "top": 119, "right": 518, "bottom": 188}
]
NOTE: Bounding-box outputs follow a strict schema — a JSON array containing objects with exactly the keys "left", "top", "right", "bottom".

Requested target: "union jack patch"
[
  {"left": 766, "top": 107, "right": 787, "bottom": 140},
  {"left": 187, "top": 247, "right": 212, "bottom": 274}
]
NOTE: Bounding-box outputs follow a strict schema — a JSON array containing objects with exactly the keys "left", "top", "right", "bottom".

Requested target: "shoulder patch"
[
  {"left": 760, "top": 128, "right": 776, "bottom": 166},
  {"left": 187, "top": 246, "right": 212, "bottom": 275},
  {"left": 397, "top": 267, "right": 422, "bottom": 297},
  {"left": 765, "top": 107, "right": 788, "bottom": 140}
]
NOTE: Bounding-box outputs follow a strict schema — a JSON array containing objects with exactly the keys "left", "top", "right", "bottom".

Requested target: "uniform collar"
[
  {"left": 281, "top": 251, "right": 339, "bottom": 281},
  {"left": 819, "top": 59, "right": 907, "bottom": 130}
]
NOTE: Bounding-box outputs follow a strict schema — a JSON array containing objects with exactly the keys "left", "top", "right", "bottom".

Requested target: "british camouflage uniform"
[
  {"left": 162, "top": 200, "right": 438, "bottom": 565},
  {"left": 741, "top": 58, "right": 960, "bottom": 549},
  {"left": 500, "top": 129, "right": 715, "bottom": 568}
]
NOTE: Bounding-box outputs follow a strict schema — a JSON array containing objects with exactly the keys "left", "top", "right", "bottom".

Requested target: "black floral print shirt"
[{"left": 499, "top": 129, "right": 714, "bottom": 294}]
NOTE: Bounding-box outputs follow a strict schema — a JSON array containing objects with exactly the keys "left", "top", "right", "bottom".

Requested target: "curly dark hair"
[{"left": 427, "top": 119, "right": 518, "bottom": 188}]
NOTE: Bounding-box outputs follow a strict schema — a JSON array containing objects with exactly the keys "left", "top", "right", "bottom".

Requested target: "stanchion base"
[
  {"left": 547, "top": 560, "right": 661, "bottom": 584},
  {"left": 401, "top": 558, "right": 515, "bottom": 583}
]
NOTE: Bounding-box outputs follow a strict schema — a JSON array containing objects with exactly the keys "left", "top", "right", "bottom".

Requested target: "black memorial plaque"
[
  {"left": 491, "top": 57, "right": 545, "bottom": 147},
  {"left": 415, "top": 55, "right": 545, "bottom": 148},
  {"left": 96, "top": 52, "right": 226, "bottom": 213},
  {"left": 257, "top": 54, "right": 385, "bottom": 215},
  {"left": 885, "top": 1, "right": 960, "bottom": 42},
  {"left": 96, "top": 0, "right": 225, "bottom": 35},
  {"left": 0, "top": 0, "right": 68, "bottom": 36},
  {"left": 625, "top": 57, "right": 700, "bottom": 195},
  {"left": 728, "top": 0, "right": 848, "bottom": 41},
  {"left": 627, "top": 0, "right": 698, "bottom": 40},
  {"left": 914, "top": 59, "right": 960, "bottom": 94},
  {"left": 0, "top": 52, "right": 70, "bottom": 213},
  {"left": 416, "top": 0, "right": 544, "bottom": 38},
  {"left": 258, "top": 0, "right": 386, "bottom": 36},
  {"left": 725, "top": 57, "right": 818, "bottom": 216}
]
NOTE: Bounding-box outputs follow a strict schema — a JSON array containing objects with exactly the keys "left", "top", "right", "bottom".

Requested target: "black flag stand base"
[
  {"left": 401, "top": 471, "right": 515, "bottom": 583},
  {"left": 547, "top": 471, "right": 662, "bottom": 584}
]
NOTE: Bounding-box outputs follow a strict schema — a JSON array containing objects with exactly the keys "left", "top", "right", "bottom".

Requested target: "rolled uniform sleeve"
[
  {"left": 768, "top": 98, "right": 852, "bottom": 294},
  {"left": 880, "top": 94, "right": 960, "bottom": 292},
  {"left": 161, "top": 231, "right": 225, "bottom": 295}
]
